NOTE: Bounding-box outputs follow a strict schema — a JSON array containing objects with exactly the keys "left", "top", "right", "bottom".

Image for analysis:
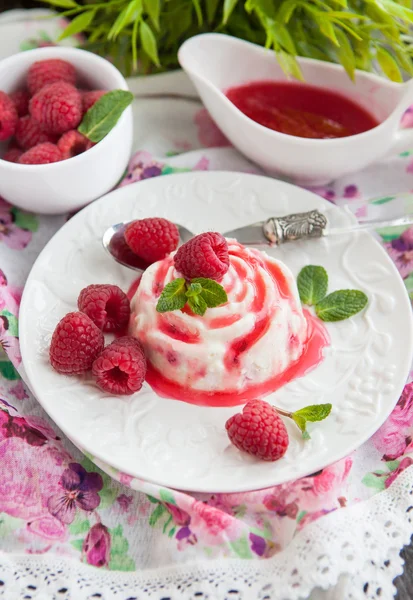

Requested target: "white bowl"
[
  {"left": 178, "top": 33, "right": 413, "bottom": 185},
  {"left": 0, "top": 47, "right": 133, "bottom": 214}
]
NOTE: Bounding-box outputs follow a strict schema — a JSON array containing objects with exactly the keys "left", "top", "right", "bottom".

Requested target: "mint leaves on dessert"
[
  {"left": 291, "top": 403, "right": 332, "bottom": 440},
  {"left": 78, "top": 89, "right": 133, "bottom": 143},
  {"left": 156, "top": 278, "right": 228, "bottom": 316},
  {"left": 297, "top": 265, "right": 368, "bottom": 321},
  {"left": 297, "top": 266, "right": 328, "bottom": 306}
]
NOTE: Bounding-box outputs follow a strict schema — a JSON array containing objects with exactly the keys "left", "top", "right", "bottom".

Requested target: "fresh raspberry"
[
  {"left": 78, "top": 284, "right": 130, "bottom": 332},
  {"left": 0, "top": 91, "right": 18, "bottom": 141},
  {"left": 124, "top": 218, "right": 180, "bottom": 264},
  {"left": 92, "top": 337, "right": 147, "bottom": 395},
  {"left": 2, "top": 147, "right": 23, "bottom": 163},
  {"left": 225, "top": 400, "right": 289, "bottom": 461},
  {"left": 57, "top": 130, "right": 93, "bottom": 159},
  {"left": 18, "top": 142, "right": 62, "bottom": 165},
  {"left": 15, "top": 116, "right": 57, "bottom": 150},
  {"left": 10, "top": 90, "right": 30, "bottom": 117},
  {"left": 174, "top": 232, "right": 229, "bottom": 280},
  {"left": 29, "top": 82, "right": 82, "bottom": 135},
  {"left": 82, "top": 90, "right": 106, "bottom": 113},
  {"left": 27, "top": 59, "right": 76, "bottom": 95},
  {"left": 49, "top": 311, "right": 104, "bottom": 374}
]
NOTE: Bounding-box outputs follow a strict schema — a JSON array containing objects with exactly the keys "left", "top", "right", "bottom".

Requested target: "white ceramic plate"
[{"left": 20, "top": 172, "right": 413, "bottom": 492}]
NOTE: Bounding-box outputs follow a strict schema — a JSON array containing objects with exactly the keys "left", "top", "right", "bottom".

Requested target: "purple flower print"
[
  {"left": 48, "top": 463, "right": 103, "bottom": 524},
  {"left": 373, "top": 382, "right": 413, "bottom": 460},
  {"left": 117, "top": 494, "right": 132, "bottom": 512},
  {"left": 0, "top": 198, "right": 32, "bottom": 250},
  {"left": 82, "top": 523, "right": 111, "bottom": 568},
  {"left": 1, "top": 411, "right": 47, "bottom": 447},
  {"left": 119, "top": 151, "right": 164, "bottom": 187},
  {"left": 343, "top": 184, "right": 360, "bottom": 199},
  {"left": 385, "top": 228, "right": 413, "bottom": 278}
]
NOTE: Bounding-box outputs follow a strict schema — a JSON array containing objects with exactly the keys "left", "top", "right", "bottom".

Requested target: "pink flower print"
[
  {"left": 194, "top": 109, "right": 230, "bottom": 148},
  {"left": 263, "top": 489, "right": 298, "bottom": 518},
  {"left": 312, "top": 457, "right": 353, "bottom": 495},
  {"left": 193, "top": 156, "right": 210, "bottom": 171},
  {"left": 297, "top": 509, "right": 334, "bottom": 531},
  {"left": 343, "top": 184, "right": 360, "bottom": 199},
  {"left": 0, "top": 269, "right": 6, "bottom": 286},
  {"left": 10, "top": 380, "right": 29, "bottom": 401},
  {"left": 1, "top": 412, "right": 47, "bottom": 447},
  {"left": 0, "top": 199, "right": 32, "bottom": 250},
  {"left": 190, "top": 500, "right": 241, "bottom": 545},
  {"left": 119, "top": 472, "right": 133, "bottom": 486},
  {"left": 165, "top": 503, "right": 190, "bottom": 526},
  {"left": 82, "top": 523, "right": 111, "bottom": 568},
  {"left": 0, "top": 437, "right": 63, "bottom": 520},
  {"left": 385, "top": 457, "right": 413, "bottom": 488},
  {"left": 401, "top": 106, "right": 413, "bottom": 129},
  {"left": 384, "top": 242, "right": 413, "bottom": 279},
  {"left": 27, "top": 515, "right": 68, "bottom": 541},
  {"left": 48, "top": 463, "right": 103, "bottom": 524},
  {"left": 117, "top": 493, "right": 133, "bottom": 512},
  {"left": 0, "top": 316, "right": 21, "bottom": 366},
  {"left": 373, "top": 382, "right": 413, "bottom": 460}
]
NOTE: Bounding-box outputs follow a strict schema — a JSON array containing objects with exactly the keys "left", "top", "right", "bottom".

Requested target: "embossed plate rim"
[{"left": 19, "top": 171, "right": 413, "bottom": 492}]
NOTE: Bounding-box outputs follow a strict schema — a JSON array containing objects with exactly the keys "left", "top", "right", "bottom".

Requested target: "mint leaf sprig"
[
  {"left": 156, "top": 277, "right": 228, "bottom": 316},
  {"left": 277, "top": 403, "right": 332, "bottom": 439},
  {"left": 78, "top": 89, "right": 134, "bottom": 143},
  {"left": 297, "top": 265, "right": 368, "bottom": 321}
]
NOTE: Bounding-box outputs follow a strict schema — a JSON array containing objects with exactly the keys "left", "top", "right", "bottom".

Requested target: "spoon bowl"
[
  {"left": 103, "top": 221, "right": 194, "bottom": 271},
  {"left": 178, "top": 33, "right": 413, "bottom": 185}
]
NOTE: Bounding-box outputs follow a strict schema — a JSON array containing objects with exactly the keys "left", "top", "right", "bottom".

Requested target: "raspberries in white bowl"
[
  {"left": 0, "top": 59, "right": 106, "bottom": 165},
  {"left": 0, "top": 47, "right": 133, "bottom": 214}
]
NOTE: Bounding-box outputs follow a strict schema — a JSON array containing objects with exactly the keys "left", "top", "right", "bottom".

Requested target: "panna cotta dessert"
[{"left": 129, "top": 238, "right": 328, "bottom": 407}]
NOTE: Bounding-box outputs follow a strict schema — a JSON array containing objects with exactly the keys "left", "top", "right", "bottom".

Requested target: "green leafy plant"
[
  {"left": 156, "top": 276, "right": 228, "bottom": 315},
  {"left": 42, "top": 0, "right": 413, "bottom": 81}
]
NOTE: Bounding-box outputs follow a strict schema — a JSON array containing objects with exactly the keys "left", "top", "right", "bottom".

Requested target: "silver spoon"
[
  {"left": 103, "top": 221, "right": 194, "bottom": 272},
  {"left": 103, "top": 212, "right": 413, "bottom": 272}
]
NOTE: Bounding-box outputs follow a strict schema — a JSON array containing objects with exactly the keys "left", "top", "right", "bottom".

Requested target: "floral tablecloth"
[{"left": 2, "top": 9, "right": 413, "bottom": 600}]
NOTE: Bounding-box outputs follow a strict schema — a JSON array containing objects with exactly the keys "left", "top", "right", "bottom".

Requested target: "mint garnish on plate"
[
  {"left": 78, "top": 89, "right": 134, "bottom": 143},
  {"left": 277, "top": 402, "right": 332, "bottom": 439},
  {"left": 297, "top": 264, "right": 368, "bottom": 321},
  {"left": 156, "top": 278, "right": 228, "bottom": 316}
]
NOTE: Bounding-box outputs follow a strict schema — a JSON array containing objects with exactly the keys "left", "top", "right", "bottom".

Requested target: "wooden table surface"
[{"left": 1, "top": 0, "right": 412, "bottom": 597}]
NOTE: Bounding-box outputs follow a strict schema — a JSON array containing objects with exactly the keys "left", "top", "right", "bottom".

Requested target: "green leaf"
[
  {"left": 292, "top": 403, "right": 332, "bottom": 438},
  {"left": 371, "top": 195, "right": 396, "bottom": 205},
  {"left": 140, "top": 20, "right": 160, "bottom": 66},
  {"left": 277, "top": 51, "right": 303, "bottom": 80},
  {"left": 277, "top": 0, "right": 297, "bottom": 23},
  {"left": 40, "top": 0, "right": 78, "bottom": 7},
  {"left": 144, "top": 0, "right": 160, "bottom": 30},
  {"left": 147, "top": 494, "right": 160, "bottom": 503},
  {"left": 0, "top": 361, "right": 19, "bottom": 381},
  {"left": 315, "top": 290, "right": 368, "bottom": 321},
  {"left": 110, "top": 532, "right": 129, "bottom": 555},
  {"left": 335, "top": 27, "right": 355, "bottom": 80},
  {"left": 149, "top": 503, "right": 166, "bottom": 526},
  {"left": 292, "top": 413, "right": 306, "bottom": 432},
  {"left": 385, "top": 460, "right": 400, "bottom": 471},
  {"left": 168, "top": 526, "right": 176, "bottom": 538},
  {"left": 109, "top": 0, "right": 142, "bottom": 40},
  {"left": 78, "top": 89, "right": 133, "bottom": 143},
  {"left": 207, "top": 0, "right": 220, "bottom": 22},
  {"left": 229, "top": 535, "right": 253, "bottom": 559},
  {"left": 271, "top": 23, "right": 296, "bottom": 54},
  {"left": 159, "top": 489, "right": 176, "bottom": 505},
  {"left": 58, "top": 10, "right": 95, "bottom": 41},
  {"left": 162, "top": 514, "right": 172, "bottom": 533},
  {"left": 0, "top": 311, "right": 18, "bottom": 337},
  {"left": 69, "top": 518, "right": 90, "bottom": 536},
  {"left": 362, "top": 472, "right": 386, "bottom": 491},
  {"left": 192, "top": 0, "right": 203, "bottom": 26},
  {"left": 376, "top": 47, "right": 403, "bottom": 83},
  {"left": 156, "top": 278, "right": 187, "bottom": 313},
  {"left": 108, "top": 554, "right": 135, "bottom": 571},
  {"left": 71, "top": 538, "right": 84, "bottom": 552},
  {"left": 297, "top": 265, "right": 328, "bottom": 306},
  {"left": 11, "top": 208, "right": 38, "bottom": 232},
  {"left": 185, "top": 282, "right": 203, "bottom": 298},
  {"left": 191, "top": 278, "right": 228, "bottom": 308},
  {"left": 223, "top": 0, "right": 239, "bottom": 23},
  {"left": 187, "top": 294, "right": 207, "bottom": 316}
]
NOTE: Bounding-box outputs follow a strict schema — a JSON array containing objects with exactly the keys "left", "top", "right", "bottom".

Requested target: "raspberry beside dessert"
[
  {"left": 0, "top": 91, "right": 18, "bottom": 141},
  {"left": 92, "top": 337, "right": 147, "bottom": 395},
  {"left": 3, "top": 147, "right": 22, "bottom": 163},
  {"left": 29, "top": 82, "right": 82, "bottom": 135},
  {"left": 19, "top": 143, "right": 62, "bottom": 165},
  {"left": 15, "top": 116, "right": 57, "bottom": 150},
  {"left": 124, "top": 218, "right": 180, "bottom": 264},
  {"left": 78, "top": 284, "right": 130, "bottom": 332},
  {"left": 27, "top": 58, "right": 76, "bottom": 95},
  {"left": 58, "top": 130, "right": 93, "bottom": 159},
  {"left": 50, "top": 311, "right": 105, "bottom": 374},
  {"left": 225, "top": 400, "right": 289, "bottom": 461},
  {"left": 174, "top": 232, "right": 229, "bottom": 280}
]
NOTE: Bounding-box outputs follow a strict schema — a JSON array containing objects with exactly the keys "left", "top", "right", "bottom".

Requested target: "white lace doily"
[{"left": 1, "top": 463, "right": 412, "bottom": 600}]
